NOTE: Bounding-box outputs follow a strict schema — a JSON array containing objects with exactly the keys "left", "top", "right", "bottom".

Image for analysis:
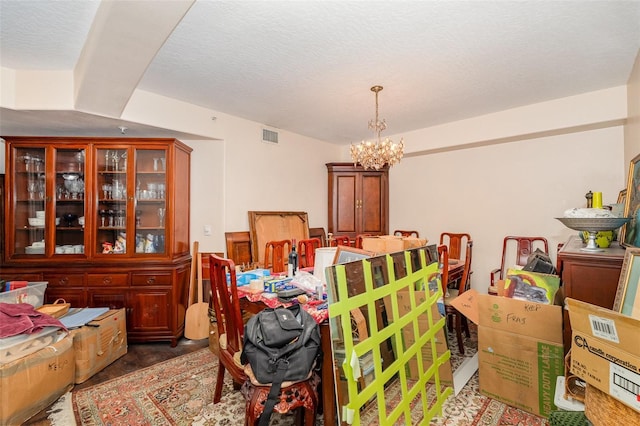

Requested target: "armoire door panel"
[
  {"left": 361, "top": 174, "right": 383, "bottom": 233},
  {"left": 335, "top": 175, "right": 357, "bottom": 233}
]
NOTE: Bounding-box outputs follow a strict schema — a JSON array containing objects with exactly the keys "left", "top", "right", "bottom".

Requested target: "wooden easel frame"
[{"left": 248, "top": 211, "right": 309, "bottom": 266}]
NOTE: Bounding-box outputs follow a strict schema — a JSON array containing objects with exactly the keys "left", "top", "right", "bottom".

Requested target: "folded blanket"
[{"left": 0, "top": 302, "right": 68, "bottom": 338}]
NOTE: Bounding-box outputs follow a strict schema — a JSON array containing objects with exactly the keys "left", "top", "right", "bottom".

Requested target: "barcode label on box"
[
  {"left": 610, "top": 363, "right": 640, "bottom": 411},
  {"left": 588, "top": 314, "right": 619, "bottom": 343}
]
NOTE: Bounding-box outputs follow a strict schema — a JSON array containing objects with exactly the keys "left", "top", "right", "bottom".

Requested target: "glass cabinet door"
[
  {"left": 54, "top": 148, "right": 87, "bottom": 255},
  {"left": 14, "top": 147, "right": 47, "bottom": 255},
  {"left": 96, "top": 148, "right": 129, "bottom": 255},
  {"left": 134, "top": 148, "right": 167, "bottom": 255}
]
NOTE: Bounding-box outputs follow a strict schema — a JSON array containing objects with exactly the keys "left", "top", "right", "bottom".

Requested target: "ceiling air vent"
[{"left": 262, "top": 128, "right": 279, "bottom": 144}]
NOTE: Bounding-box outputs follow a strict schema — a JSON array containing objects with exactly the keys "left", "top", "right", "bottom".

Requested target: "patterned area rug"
[
  {"left": 358, "top": 325, "right": 549, "bottom": 426},
  {"left": 50, "top": 328, "right": 549, "bottom": 425}
]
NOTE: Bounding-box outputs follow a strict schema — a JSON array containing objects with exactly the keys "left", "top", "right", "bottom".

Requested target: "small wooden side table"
[{"left": 557, "top": 235, "right": 625, "bottom": 354}]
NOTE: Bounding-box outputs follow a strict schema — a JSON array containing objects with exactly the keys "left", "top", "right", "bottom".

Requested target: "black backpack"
[{"left": 241, "top": 304, "right": 321, "bottom": 426}]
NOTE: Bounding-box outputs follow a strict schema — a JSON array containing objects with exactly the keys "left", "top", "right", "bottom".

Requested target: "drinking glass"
[
  {"left": 107, "top": 209, "right": 115, "bottom": 227},
  {"left": 99, "top": 209, "right": 107, "bottom": 227},
  {"left": 111, "top": 151, "right": 120, "bottom": 171},
  {"left": 116, "top": 209, "right": 125, "bottom": 227},
  {"left": 157, "top": 207, "right": 166, "bottom": 227},
  {"left": 27, "top": 180, "right": 37, "bottom": 200},
  {"left": 37, "top": 180, "right": 45, "bottom": 199},
  {"left": 102, "top": 184, "right": 112, "bottom": 200}
]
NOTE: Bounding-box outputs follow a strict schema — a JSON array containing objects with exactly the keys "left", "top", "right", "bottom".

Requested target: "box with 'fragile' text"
[{"left": 451, "top": 290, "right": 564, "bottom": 417}]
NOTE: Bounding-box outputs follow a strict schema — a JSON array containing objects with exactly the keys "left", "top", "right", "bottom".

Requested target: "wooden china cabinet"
[
  {"left": 1, "top": 137, "right": 192, "bottom": 346},
  {"left": 326, "top": 162, "right": 389, "bottom": 240}
]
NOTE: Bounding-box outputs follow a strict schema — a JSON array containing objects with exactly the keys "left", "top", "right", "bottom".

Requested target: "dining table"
[
  {"left": 446, "top": 258, "right": 466, "bottom": 286},
  {"left": 233, "top": 259, "right": 462, "bottom": 426},
  {"left": 236, "top": 283, "right": 337, "bottom": 425}
]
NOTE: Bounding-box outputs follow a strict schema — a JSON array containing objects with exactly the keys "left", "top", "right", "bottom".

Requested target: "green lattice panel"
[{"left": 328, "top": 249, "right": 452, "bottom": 425}]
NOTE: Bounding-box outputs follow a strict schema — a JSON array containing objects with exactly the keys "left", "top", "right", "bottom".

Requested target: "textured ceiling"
[{"left": 1, "top": 0, "right": 639, "bottom": 144}]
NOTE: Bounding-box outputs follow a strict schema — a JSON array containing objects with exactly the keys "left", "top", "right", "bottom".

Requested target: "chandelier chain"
[{"left": 351, "top": 85, "right": 404, "bottom": 170}]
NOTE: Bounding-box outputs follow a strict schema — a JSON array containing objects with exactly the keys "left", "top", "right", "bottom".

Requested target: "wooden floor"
[{"left": 24, "top": 337, "right": 210, "bottom": 425}]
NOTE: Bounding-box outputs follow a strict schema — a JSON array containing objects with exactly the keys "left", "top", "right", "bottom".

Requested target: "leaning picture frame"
[
  {"left": 613, "top": 247, "right": 640, "bottom": 319},
  {"left": 618, "top": 189, "right": 627, "bottom": 204},
  {"left": 616, "top": 189, "right": 628, "bottom": 242},
  {"left": 332, "top": 246, "right": 374, "bottom": 265},
  {"left": 622, "top": 154, "right": 640, "bottom": 247}
]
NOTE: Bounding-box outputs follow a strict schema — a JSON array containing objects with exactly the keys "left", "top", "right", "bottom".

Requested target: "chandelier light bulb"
[{"left": 351, "top": 85, "right": 404, "bottom": 170}]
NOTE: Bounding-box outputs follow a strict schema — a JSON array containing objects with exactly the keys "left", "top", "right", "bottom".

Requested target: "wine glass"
[
  {"left": 27, "top": 180, "right": 37, "bottom": 200},
  {"left": 102, "top": 184, "right": 111, "bottom": 200},
  {"left": 37, "top": 180, "right": 45, "bottom": 199},
  {"left": 157, "top": 207, "right": 166, "bottom": 227},
  {"left": 107, "top": 209, "right": 115, "bottom": 227},
  {"left": 116, "top": 209, "right": 125, "bottom": 227},
  {"left": 99, "top": 209, "right": 107, "bottom": 227},
  {"left": 63, "top": 213, "right": 77, "bottom": 227},
  {"left": 111, "top": 151, "right": 120, "bottom": 172}
]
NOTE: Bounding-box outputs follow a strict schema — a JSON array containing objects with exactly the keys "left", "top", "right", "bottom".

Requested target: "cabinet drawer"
[
  {"left": 43, "top": 273, "right": 85, "bottom": 287},
  {"left": 132, "top": 273, "right": 171, "bottom": 286},
  {"left": 87, "top": 273, "right": 129, "bottom": 287}
]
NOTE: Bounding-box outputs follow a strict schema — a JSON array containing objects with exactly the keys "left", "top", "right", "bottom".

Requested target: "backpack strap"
[{"left": 258, "top": 357, "right": 289, "bottom": 426}]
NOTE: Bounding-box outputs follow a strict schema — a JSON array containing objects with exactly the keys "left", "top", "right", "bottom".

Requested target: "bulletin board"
[{"left": 248, "top": 211, "right": 310, "bottom": 266}]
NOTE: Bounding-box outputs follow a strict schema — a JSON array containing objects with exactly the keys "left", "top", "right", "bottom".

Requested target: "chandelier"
[{"left": 350, "top": 85, "right": 404, "bottom": 170}]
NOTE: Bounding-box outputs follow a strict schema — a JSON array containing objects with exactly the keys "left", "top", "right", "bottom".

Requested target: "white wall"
[
  {"left": 184, "top": 123, "right": 340, "bottom": 255},
  {"left": 389, "top": 126, "right": 624, "bottom": 292}
]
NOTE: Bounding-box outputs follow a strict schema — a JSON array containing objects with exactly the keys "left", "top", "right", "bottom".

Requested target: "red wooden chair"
[
  {"left": 298, "top": 238, "right": 322, "bottom": 268},
  {"left": 440, "top": 232, "right": 472, "bottom": 288},
  {"left": 393, "top": 230, "right": 419, "bottom": 238},
  {"left": 263, "top": 239, "right": 291, "bottom": 273},
  {"left": 490, "top": 236, "right": 549, "bottom": 289},
  {"left": 439, "top": 232, "right": 471, "bottom": 262},
  {"left": 209, "top": 253, "right": 320, "bottom": 425},
  {"left": 440, "top": 241, "right": 473, "bottom": 354},
  {"left": 209, "top": 254, "right": 246, "bottom": 403},
  {"left": 331, "top": 235, "right": 351, "bottom": 247}
]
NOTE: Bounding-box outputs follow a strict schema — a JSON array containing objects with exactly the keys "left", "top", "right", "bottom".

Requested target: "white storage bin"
[{"left": 0, "top": 282, "right": 48, "bottom": 307}]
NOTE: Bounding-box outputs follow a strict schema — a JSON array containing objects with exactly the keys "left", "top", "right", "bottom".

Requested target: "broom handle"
[
  {"left": 188, "top": 241, "right": 199, "bottom": 306},
  {"left": 197, "top": 252, "right": 203, "bottom": 304}
]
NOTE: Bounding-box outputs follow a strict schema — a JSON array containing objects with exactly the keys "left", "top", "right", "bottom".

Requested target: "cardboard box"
[
  {"left": 451, "top": 289, "right": 565, "bottom": 417},
  {"left": 384, "top": 289, "right": 453, "bottom": 386},
  {"left": 362, "top": 235, "right": 428, "bottom": 254},
  {"left": 70, "top": 308, "right": 127, "bottom": 384},
  {"left": 566, "top": 298, "right": 640, "bottom": 413},
  {"left": 0, "top": 334, "right": 75, "bottom": 425}
]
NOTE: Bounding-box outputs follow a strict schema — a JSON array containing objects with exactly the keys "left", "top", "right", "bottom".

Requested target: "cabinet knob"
[
  {"left": 102, "top": 276, "right": 113, "bottom": 285},
  {"left": 58, "top": 277, "right": 69, "bottom": 285},
  {"left": 146, "top": 276, "right": 156, "bottom": 284}
]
